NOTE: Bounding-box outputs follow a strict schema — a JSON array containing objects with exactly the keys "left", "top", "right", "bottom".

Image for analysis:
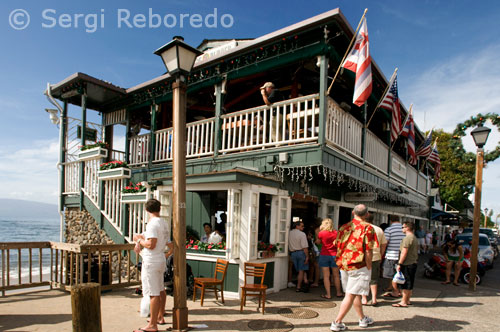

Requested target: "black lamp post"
[
  {"left": 469, "top": 124, "right": 491, "bottom": 291},
  {"left": 154, "top": 36, "right": 202, "bottom": 330}
]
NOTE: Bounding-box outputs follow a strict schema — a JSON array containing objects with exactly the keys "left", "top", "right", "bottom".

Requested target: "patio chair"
[
  {"left": 192, "top": 258, "right": 229, "bottom": 306},
  {"left": 240, "top": 262, "right": 267, "bottom": 314}
]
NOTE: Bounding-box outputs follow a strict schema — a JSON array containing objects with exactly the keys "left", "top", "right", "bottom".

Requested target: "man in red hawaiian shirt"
[{"left": 330, "top": 204, "right": 378, "bottom": 331}]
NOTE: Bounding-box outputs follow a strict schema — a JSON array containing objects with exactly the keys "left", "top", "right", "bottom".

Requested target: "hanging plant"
[{"left": 452, "top": 113, "right": 500, "bottom": 163}]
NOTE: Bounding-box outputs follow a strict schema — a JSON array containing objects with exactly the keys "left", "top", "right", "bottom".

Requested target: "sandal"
[
  {"left": 320, "top": 294, "right": 332, "bottom": 299},
  {"left": 441, "top": 281, "right": 451, "bottom": 285},
  {"left": 392, "top": 303, "right": 408, "bottom": 308},
  {"left": 453, "top": 282, "right": 460, "bottom": 286}
]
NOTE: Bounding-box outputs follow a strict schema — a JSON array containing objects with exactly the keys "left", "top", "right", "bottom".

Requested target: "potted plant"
[
  {"left": 121, "top": 182, "right": 148, "bottom": 203},
  {"left": 186, "top": 239, "right": 226, "bottom": 256},
  {"left": 258, "top": 242, "right": 279, "bottom": 258},
  {"left": 77, "top": 141, "right": 109, "bottom": 161},
  {"left": 98, "top": 160, "right": 131, "bottom": 180}
]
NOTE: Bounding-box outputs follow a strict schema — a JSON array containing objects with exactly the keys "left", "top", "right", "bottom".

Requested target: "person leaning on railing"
[{"left": 260, "top": 82, "right": 285, "bottom": 142}]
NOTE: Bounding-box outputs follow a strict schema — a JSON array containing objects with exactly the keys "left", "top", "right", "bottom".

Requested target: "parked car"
[
  {"left": 456, "top": 233, "right": 495, "bottom": 268},
  {"left": 463, "top": 228, "right": 498, "bottom": 258}
]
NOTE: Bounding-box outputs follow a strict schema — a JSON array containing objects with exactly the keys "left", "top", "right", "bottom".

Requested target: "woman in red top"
[{"left": 316, "top": 218, "right": 343, "bottom": 299}]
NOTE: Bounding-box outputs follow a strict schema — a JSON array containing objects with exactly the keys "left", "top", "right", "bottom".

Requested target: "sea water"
[{"left": 0, "top": 218, "right": 60, "bottom": 279}]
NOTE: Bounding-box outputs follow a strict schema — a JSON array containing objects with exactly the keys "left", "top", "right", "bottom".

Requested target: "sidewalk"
[{"left": 1, "top": 259, "right": 499, "bottom": 332}]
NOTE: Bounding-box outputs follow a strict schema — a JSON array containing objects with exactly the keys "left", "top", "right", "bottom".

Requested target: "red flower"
[{"left": 193, "top": 245, "right": 198, "bottom": 249}]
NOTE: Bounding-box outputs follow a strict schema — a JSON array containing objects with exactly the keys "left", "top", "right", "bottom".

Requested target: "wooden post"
[
  {"left": 214, "top": 83, "right": 223, "bottom": 157},
  {"left": 469, "top": 148, "right": 484, "bottom": 291},
  {"left": 172, "top": 78, "right": 188, "bottom": 330},
  {"left": 71, "top": 282, "right": 102, "bottom": 332}
]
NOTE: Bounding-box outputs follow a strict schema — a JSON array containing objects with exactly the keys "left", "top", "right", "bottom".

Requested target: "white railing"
[
  {"left": 102, "top": 179, "right": 124, "bottom": 234},
  {"left": 391, "top": 154, "right": 407, "bottom": 181},
  {"left": 111, "top": 150, "right": 126, "bottom": 162},
  {"left": 154, "top": 118, "right": 215, "bottom": 162},
  {"left": 63, "top": 161, "right": 80, "bottom": 194},
  {"left": 220, "top": 94, "right": 320, "bottom": 153},
  {"left": 155, "top": 128, "right": 173, "bottom": 162},
  {"left": 365, "top": 131, "right": 389, "bottom": 173},
  {"left": 325, "top": 97, "right": 362, "bottom": 159},
  {"left": 82, "top": 159, "right": 100, "bottom": 205},
  {"left": 186, "top": 119, "right": 215, "bottom": 158},
  {"left": 407, "top": 166, "right": 418, "bottom": 190},
  {"left": 418, "top": 173, "right": 428, "bottom": 194},
  {"left": 126, "top": 203, "right": 147, "bottom": 243},
  {"left": 129, "top": 133, "right": 150, "bottom": 165}
]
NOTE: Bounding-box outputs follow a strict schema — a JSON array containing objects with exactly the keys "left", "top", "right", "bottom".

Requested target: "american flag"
[
  {"left": 427, "top": 141, "right": 441, "bottom": 180},
  {"left": 416, "top": 131, "right": 432, "bottom": 157},
  {"left": 380, "top": 75, "right": 401, "bottom": 142},
  {"left": 401, "top": 111, "right": 417, "bottom": 165},
  {"left": 342, "top": 17, "right": 372, "bottom": 107}
]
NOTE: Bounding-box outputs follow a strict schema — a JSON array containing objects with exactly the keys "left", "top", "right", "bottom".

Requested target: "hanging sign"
[{"left": 344, "top": 192, "right": 377, "bottom": 202}]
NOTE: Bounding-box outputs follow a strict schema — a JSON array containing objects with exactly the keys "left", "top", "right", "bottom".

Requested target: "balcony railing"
[{"left": 325, "top": 98, "right": 362, "bottom": 158}]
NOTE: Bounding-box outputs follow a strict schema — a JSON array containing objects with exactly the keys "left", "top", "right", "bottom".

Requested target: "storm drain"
[
  {"left": 248, "top": 319, "right": 294, "bottom": 332},
  {"left": 278, "top": 307, "right": 319, "bottom": 319},
  {"left": 300, "top": 299, "right": 337, "bottom": 308}
]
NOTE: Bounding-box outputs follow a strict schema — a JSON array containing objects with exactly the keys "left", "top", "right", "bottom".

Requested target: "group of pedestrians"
[{"left": 288, "top": 205, "right": 420, "bottom": 331}]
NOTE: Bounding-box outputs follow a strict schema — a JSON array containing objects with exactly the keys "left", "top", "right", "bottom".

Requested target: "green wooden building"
[{"left": 45, "top": 8, "right": 433, "bottom": 297}]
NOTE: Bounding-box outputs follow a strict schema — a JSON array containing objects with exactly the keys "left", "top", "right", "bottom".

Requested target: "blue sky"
[{"left": 1, "top": 0, "right": 500, "bottom": 219}]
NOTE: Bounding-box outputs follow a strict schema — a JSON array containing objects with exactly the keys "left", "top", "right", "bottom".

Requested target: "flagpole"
[
  {"left": 326, "top": 8, "right": 368, "bottom": 95},
  {"left": 390, "top": 103, "right": 412, "bottom": 150},
  {"left": 366, "top": 67, "right": 398, "bottom": 128}
]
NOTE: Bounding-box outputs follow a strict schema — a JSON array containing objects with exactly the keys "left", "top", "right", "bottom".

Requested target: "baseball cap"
[{"left": 260, "top": 82, "right": 274, "bottom": 89}]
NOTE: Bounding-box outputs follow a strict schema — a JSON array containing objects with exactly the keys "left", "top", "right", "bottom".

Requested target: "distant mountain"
[{"left": 0, "top": 199, "right": 59, "bottom": 219}]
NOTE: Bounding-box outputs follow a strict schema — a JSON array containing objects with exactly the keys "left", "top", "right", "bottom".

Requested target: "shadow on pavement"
[{"left": 0, "top": 313, "right": 72, "bottom": 331}]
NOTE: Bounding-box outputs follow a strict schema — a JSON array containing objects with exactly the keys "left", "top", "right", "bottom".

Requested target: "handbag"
[{"left": 393, "top": 271, "right": 406, "bottom": 284}]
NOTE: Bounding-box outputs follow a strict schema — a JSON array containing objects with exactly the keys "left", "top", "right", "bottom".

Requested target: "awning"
[{"left": 431, "top": 208, "right": 459, "bottom": 225}]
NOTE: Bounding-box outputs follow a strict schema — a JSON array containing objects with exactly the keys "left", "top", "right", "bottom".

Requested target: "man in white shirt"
[
  {"left": 133, "top": 199, "right": 173, "bottom": 332},
  {"left": 288, "top": 220, "right": 309, "bottom": 292}
]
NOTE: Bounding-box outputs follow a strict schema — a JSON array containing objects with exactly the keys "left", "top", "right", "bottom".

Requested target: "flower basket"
[
  {"left": 98, "top": 167, "right": 131, "bottom": 180},
  {"left": 78, "top": 147, "right": 108, "bottom": 161},
  {"left": 121, "top": 192, "right": 148, "bottom": 203},
  {"left": 258, "top": 251, "right": 275, "bottom": 259},
  {"left": 186, "top": 248, "right": 226, "bottom": 256}
]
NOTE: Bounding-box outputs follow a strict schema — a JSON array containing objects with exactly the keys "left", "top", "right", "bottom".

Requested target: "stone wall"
[
  {"left": 64, "top": 208, "right": 137, "bottom": 281},
  {"left": 65, "top": 208, "right": 113, "bottom": 245}
]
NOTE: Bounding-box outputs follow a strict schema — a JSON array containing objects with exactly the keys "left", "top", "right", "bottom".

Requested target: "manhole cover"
[
  {"left": 278, "top": 307, "right": 319, "bottom": 319},
  {"left": 248, "top": 319, "right": 294, "bottom": 332},
  {"left": 300, "top": 300, "right": 337, "bottom": 308}
]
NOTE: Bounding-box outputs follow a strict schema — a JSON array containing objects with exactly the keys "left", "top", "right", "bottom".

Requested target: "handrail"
[{"left": 1, "top": 242, "right": 140, "bottom": 296}]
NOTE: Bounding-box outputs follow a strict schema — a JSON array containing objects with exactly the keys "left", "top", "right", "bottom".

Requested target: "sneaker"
[
  {"left": 330, "top": 321, "right": 346, "bottom": 331},
  {"left": 359, "top": 316, "right": 374, "bottom": 328},
  {"left": 287, "top": 282, "right": 296, "bottom": 288}
]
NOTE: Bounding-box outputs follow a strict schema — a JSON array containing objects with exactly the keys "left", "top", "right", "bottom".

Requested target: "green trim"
[
  {"left": 214, "top": 83, "right": 223, "bottom": 157},
  {"left": 121, "top": 192, "right": 148, "bottom": 202},
  {"left": 83, "top": 195, "right": 125, "bottom": 245},
  {"left": 318, "top": 54, "right": 328, "bottom": 146},
  {"left": 186, "top": 249, "right": 226, "bottom": 256},
  {"left": 149, "top": 104, "right": 157, "bottom": 167},
  {"left": 60, "top": 101, "right": 67, "bottom": 211},
  {"left": 80, "top": 92, "right": 87, "bottom": 210}
]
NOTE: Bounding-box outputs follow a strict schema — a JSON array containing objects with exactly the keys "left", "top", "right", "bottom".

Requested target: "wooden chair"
[
  {"left": 240, "top": 262, "right": 267, "bottom": 314},
  {"left": 192, "top": 258, "right": 229, "bottom": 306}
]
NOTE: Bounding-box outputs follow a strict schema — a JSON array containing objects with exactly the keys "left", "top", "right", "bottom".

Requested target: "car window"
[{"left": 456, "top": 235, "right": 490, "bottom": 246}]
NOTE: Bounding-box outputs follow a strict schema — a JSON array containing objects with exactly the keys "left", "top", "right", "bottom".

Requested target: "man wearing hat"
[{"left": 260, "top": 82, "right": 284, "bottom": 142}]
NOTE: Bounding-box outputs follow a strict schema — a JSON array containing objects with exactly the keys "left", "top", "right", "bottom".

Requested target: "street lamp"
[
  {"left": 154, "top": 36, "right": 202, "bottom": 331},
  {"left": 469, "top": 124, "right": 491, "bottom": 291}
]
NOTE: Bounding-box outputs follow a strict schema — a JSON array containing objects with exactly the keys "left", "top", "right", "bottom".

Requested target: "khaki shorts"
[
  {"left": 340, "top": 266, "right": 370, "bottom": 296},
  {"left": 142, "top": 260, "right": 166, "bottom": 296},
  {"left": 370, "top": 260, "right": 381, "bottom": 285}
]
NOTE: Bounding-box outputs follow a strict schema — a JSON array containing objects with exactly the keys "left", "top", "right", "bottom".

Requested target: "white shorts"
[
  {"left": 340, "top": 266, "right": 370, "bottom": 296},
  {"left": 142, "top": 260, "right": 166, "bottom": 296},
  {"left": 418, "top": 238, "right": 425, "bottom": 246}
]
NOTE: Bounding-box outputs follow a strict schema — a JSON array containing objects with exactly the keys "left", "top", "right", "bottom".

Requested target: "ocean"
[{"left": 0, "top": 217, "right": 60, "bottom": 279}]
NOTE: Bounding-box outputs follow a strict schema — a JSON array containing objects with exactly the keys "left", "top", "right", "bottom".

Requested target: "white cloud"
[
  {"left": 0, "top": 139, "right": 59, "bottom": 204},
  {"left": 409, "top": 44, "right": 500, "bottom": 218}
]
